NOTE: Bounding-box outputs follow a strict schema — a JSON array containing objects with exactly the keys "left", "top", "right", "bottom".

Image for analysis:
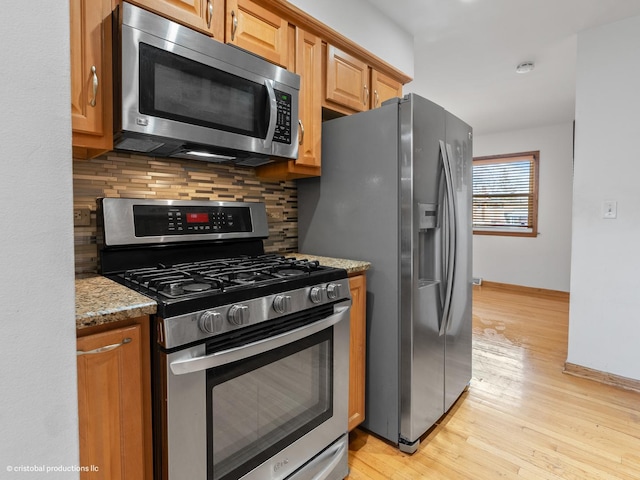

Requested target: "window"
[{"left": 472, "top": 151, "right": 539, "bottom": 237}]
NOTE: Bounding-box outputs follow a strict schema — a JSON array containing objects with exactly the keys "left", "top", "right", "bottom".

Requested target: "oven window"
[
  {"left": 206, "top": 328, "right": 333, "bottom": 480},
  {"left": 138, "top": 42, "right": 268, "bottom": 138}
]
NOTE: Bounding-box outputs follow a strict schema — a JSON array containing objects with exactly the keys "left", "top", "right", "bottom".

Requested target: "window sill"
[{"left": 473, "top": 228, "right": 537, "bottom": 238}]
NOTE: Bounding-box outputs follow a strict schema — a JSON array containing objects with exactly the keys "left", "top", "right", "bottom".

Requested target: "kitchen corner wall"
[
  {"left": 568, "top": 14, "right": 640, "bottom": 381},
  {"left": 3, "top": 1, "right": 79, "bottom": 473},
  {"left": 73, "top": 152, "right": 298, "bottom": 274}
]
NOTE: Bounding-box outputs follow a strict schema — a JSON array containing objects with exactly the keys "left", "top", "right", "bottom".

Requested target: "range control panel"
[
  {"left": 133, "top": 205, "right": 253, "bottom": 237},
  {"left": 272, "top": 89, "right": 292, "bottom": 144}
]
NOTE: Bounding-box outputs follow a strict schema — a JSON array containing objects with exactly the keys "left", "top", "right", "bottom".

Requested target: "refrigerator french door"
[{"left": 298, "top": 93, "right": 472, "bottom": 453}]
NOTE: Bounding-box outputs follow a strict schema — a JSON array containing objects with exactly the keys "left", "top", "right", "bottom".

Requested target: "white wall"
[
  {"left": 473, "top": 123, "right": 574, "bottom": 292},
  {"left": 288, "top": 0, "right": 414, "bottom": 78},
  {"left": 0, "top": 3, "right": 79, "bottom": 478},
  {"left": 568, "top": 15, "right": 640, "bottom": 380}
]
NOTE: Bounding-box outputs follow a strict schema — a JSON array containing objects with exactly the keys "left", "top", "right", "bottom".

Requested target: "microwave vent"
[
  {"left": 235, "top": 157, "right": 274, "bottom": 167},
  {"left": 115, "top": 136, "right": 165, "bottom": 153}
]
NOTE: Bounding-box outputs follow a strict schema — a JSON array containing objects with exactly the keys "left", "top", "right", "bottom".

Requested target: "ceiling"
[{"left": 364, "top": 0, "right": 640, "bottom": 134}]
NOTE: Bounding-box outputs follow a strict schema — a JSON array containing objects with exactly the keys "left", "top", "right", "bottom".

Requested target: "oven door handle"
[{"left": 169, "top": 303, "right": 350, "bottom": 375}]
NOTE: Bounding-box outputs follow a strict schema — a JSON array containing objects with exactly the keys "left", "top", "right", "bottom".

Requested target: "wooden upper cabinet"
[
  {"left": 325, "top": 45, "right": 370, "bottom": 113},
  {"left": 295, "top": 29, "right": 322, "bottom": 170},
  {"left": 129, "top": 0, "right": 224, "bottom": 39},
  {"left": 371, "top": 69, "right": 402, "bottom": 108},
  {"left": 70, "top": 0, "right": 114, "bottom": 158},
  {"left": 256, "top": 27, "right": 321, "bottom": 180},
  {"left": 226, "top": 0, "right": 288, "bottom": 67}
]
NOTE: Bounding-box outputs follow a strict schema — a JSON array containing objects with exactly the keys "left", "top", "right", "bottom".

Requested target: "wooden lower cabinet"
[
  {"left": 348, "top": 273, "right": 366, "bottom": 431},
  {"left": 77, "top": 318, "right": 152, "bottom": 480}
]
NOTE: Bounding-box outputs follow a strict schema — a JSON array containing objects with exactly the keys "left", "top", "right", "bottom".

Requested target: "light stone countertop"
[
  {"left": 285, "top": 252, "right": 371, "bottom": 275},
  {"left": 75, "top": 254, "right": 368, "bottom": 330},
  {"left": 75, "top": 275, "right": 157, "bottom": 330}
]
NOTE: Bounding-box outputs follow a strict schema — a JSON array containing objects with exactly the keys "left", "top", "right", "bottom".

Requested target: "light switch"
[{"left": 603, "top": 200, "right": 617, "bottom": 219}]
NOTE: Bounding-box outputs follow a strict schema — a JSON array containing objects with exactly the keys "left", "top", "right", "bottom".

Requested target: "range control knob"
[
  {"left": 309, "top": 286, "right": 323, "bottom": 304},
  {"left": 228, "top": 305, "right": 250, "bottom": 326},
  {"left": 326, "top": 283, "right": 341, "bottom": 300},
  {"left": 198, "top": 311, "right": 222, "bottom": 334},
  {"left": 273, "top": 295, "right": 292, "bottom": 314}
]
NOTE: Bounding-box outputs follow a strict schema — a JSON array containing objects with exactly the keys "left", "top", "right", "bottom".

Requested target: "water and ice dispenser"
[{"left": 418, "top": 202, "right": 439, "bottom": 284}]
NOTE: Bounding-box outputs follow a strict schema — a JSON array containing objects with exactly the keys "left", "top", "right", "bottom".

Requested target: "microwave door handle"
[
  {"left": 263, "top": 79, "right": 278, "bottom": 150},
  {"left": 169, "top": 303, "right": 350, "bottom": 375}
]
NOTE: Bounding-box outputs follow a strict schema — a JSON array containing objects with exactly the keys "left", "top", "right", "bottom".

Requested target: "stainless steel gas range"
[{"left": 97, "top": 198, "right": 351, "bottom": 480}]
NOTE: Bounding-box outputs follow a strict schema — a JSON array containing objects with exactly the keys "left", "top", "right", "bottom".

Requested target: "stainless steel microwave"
[{"left": 113, "top": 2, "right": 300, "bottom": 165}]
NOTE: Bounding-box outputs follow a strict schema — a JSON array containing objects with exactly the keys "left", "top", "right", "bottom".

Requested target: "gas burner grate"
[{"left": 118, "top": 255, "right": 325, "bottom": 299}]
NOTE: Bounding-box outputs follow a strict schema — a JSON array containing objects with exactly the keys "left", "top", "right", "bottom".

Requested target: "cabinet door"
[
  {"left": 226, "top": 0, "right": 288, "bottom": 67},
  {"left": 371, "top": 70, "right": 403, "bottom": 108},
  {"left": 348, "top": 274, "right": 367, "bottom": 431},
  {"left": 256, "top": 27, "right": 321, "bottom": 180},
  {"left": 295, "top": 29, "right": 322, "bottom": 170},
  {"left": 325, "top": 45, "right": 369, "bottom": 113},
  {"left": 70, "top": 0, "right": 113, "bottom": 157},
  {"left": 77, "top": 325, "right": 145, "bottom": 480},
  {"left": 130, "top": 0, "right": 224, "bottom": 39}
]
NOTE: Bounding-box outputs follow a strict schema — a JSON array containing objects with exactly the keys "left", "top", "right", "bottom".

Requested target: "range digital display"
[
  {"left": 186, "top": 213, "right": 209, "bottom": 223},
  {"left": 133, "top": 205, "right": 253, "bottom": 237}
]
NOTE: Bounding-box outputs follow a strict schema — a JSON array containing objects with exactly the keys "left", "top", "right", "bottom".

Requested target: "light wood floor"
[{"left": 346, "top": 284, "right": 640, "bottom": 479}]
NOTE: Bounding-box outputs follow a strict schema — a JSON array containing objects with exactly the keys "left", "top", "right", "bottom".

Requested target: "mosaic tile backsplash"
[{"left": 73, "top": 152, "right": 298, "bottom": 274}]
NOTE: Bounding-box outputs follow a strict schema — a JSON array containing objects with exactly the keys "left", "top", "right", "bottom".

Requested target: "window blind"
[{"left": 472, "top": 152, "right": 538, "bottom": 236}]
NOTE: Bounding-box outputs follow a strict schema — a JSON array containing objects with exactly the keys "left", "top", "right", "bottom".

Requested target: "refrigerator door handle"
[
  {"left": 437, "top": 170, "right": 447, "bottom": 313},
  {"left": 437, "top": 142, "right": 448, "bottom": 333},
  {"left": 439, "top": 140, "right": 457, "bottom": 336}
]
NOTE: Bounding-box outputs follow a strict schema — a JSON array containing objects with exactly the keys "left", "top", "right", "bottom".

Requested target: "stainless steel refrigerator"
[{"left": 297, "top": 93, "right": 472, "bottom": 453}]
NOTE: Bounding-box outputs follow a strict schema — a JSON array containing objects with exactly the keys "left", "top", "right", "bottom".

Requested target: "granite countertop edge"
[
  {"left": 286, "top": 252, "right": 371, "bottom": 275},
  {"left": 75, "top": 254, "right": 369, "bottom": 330},
  {"left": 75, "top": 275, "right": 157, "bottom": 330}
]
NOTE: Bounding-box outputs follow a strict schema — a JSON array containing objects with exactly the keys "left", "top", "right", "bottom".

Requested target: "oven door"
[{"left": 159, "top": 300, "right": 350, "bottom": 480}]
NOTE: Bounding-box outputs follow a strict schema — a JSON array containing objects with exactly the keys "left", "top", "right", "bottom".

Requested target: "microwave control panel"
[
  {"left": 132, "top": 205, "right": 253, "bottom": 237},
  {"left": 273, "top": 89, "right": 292, "bottom": 144}
]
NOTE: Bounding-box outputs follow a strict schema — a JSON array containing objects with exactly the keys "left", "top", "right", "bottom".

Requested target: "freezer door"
[
  {"left": 399, "top": 95, "right": 447, "bottom": 446},
  {"left": 443, "top": 112, "right": 473, "bottom": 412}
]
